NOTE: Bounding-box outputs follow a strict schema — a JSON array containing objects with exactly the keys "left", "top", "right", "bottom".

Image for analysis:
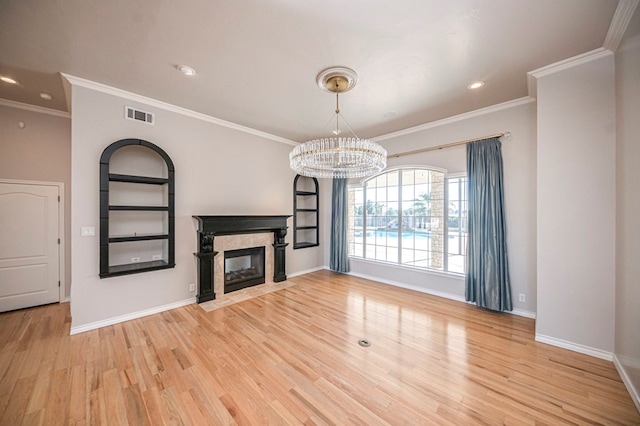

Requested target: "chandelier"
[{"left": 289, "top": 67, "right": 387, "bottom": 179}]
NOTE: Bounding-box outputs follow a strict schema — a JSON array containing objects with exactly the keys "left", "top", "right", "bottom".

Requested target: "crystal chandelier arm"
[
  {"left": 337, "top": 111, "right": 359, "bottom": 139},
  {"left": 333, "top": 82, "right": 359, "bottom": 138},
  {"left": 320, "top": 112, "right": 338, "bottom": 134}
]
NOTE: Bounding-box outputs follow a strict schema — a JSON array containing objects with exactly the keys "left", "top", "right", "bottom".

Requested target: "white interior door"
[{"left": 0, "top": 182, "right": 60, "bottom": 312}]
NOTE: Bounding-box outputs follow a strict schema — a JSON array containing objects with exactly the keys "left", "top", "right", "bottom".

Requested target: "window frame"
[{"left": 348, "top": 166, "right": 467, "bottom": 276}]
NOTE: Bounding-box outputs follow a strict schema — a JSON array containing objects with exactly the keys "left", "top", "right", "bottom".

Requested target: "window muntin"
[
  {"left": 447, "top": 176, "right": 468, "bottom": 273},
  {"left": 348, "top": 168, "right": 467, "bottom": 274}
]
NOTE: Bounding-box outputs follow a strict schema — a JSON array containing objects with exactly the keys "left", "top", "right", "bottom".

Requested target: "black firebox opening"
[{"left": 224, "top": 246, "right": 266, "bottom": 293}]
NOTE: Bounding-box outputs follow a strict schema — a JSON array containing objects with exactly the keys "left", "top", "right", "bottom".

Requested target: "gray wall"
[
  {"left": 535, "top": 51, "right": 616, "bottom": 355},
  {"left": 615, "top": 9, "right": 640, "bottom": 409},
  {"left": 0, "top": 104, "right": 72, "bottom": 299},
  {"left": 68, "top": 84, "right": 323, "bottom": 331}
]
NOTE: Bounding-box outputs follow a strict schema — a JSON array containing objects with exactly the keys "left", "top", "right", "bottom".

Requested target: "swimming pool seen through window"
[{"left": 347, "top": 167, "right": 467, "bottom": 274}]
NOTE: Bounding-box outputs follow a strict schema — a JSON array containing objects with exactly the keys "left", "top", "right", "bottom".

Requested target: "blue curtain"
[
  {"left": 330, "top": 178, "right": 350, "bottom": 273},
  {"left": 465, "top": 138, "right": 512, "bottom": 311}
]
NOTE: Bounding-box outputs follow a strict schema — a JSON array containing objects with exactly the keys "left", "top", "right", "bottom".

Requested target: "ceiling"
[{"left": 0, "top": 0, "right": 632, "bottom": 142}]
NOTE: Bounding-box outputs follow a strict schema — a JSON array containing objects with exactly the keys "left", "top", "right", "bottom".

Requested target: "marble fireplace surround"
[
  {"left": 216, "top": 234, "right": 270, "bottom": 296},
  {"left": 192, "top": 215, "right": 290, "bottom": 303}
]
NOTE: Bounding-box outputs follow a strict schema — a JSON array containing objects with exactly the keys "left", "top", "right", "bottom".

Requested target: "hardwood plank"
[
  {"left": 0, "top": 270, "right": 638, "bottom": 424},
  {"left": 0, "top": 375, "right": 36, "bottom": 424},
  {"left": 25, "top": 357, "right": 54, "bottom": 414},
  {"left": 68, "top": 364, "right": 87, "bottom": 425}
]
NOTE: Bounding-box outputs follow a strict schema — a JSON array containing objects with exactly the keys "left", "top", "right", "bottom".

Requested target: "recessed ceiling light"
[
  {"left": 40, "top": 92, "right": 52, "bottom": 100},
  {"left": 468, "top": 81, "right": 484, "bottom": 90},
  {"left": 177, "top": 65, "right": 196, "bottom": 76},
  {"left": 0, "top": 76, "right": 18, "bottom": 85}
]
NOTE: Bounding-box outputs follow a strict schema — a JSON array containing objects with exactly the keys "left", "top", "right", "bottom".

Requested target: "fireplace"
[
  {"left": 224, "top": 246, "right": 265, "bottom": 293},
  {"left": 192, "top": 215, "right": 290, "bottom": 303}
]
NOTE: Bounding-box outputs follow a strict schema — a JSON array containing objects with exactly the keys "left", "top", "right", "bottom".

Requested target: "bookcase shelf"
[
  {"left": 108, "top": 205, "right": 170, "bottom": 211},
  {"left": 108, "top": 234, "right": 169, "bottom": 243},
  {"left": 108, "top": 174, "right": 169, "bottom": 185}
]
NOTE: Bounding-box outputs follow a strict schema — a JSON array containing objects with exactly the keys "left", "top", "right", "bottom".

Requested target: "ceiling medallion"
[{"left": 289, "top": 67, "right": 387, "bottom": 179}]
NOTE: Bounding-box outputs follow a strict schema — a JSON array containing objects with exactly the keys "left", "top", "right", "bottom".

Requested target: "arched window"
[{"left": 347, "top": 167, "right": 467, "bottom": 274}]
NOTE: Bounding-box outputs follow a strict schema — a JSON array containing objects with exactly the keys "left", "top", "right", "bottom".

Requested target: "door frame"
[{"left": 0, "top": 178, "right": 66, "bottom": 303}]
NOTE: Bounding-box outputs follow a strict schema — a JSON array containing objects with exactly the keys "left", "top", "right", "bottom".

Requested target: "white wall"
[
  {"left": 0, "top": 103, "right": 72, "bottom": 299},
  {"left": 68, "top": 83, "right": 323, "bottom": 332},
  {"left": 342, "top": 100, "right": 537, "bottom": 317},
  {"left": 615, "top": 10, "right": 640, "bottom": 407},
  {"left": 535, "top": 51, "right": 616, "bottom": 355}
]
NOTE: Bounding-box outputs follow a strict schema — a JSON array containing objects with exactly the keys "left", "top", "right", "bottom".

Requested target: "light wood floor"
[{"left": 1, "top": 270, "right": 638, "bottom": 425}]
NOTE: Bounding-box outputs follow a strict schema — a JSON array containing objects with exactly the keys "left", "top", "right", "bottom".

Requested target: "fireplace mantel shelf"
[
  {"left": 192, "top": 215, "right": 291, "bottom": 236},
  {"left": 192, "top": 215, "right": 291, "bottom": 303}
]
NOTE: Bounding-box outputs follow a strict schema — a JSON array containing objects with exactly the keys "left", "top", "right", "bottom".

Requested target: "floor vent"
[{"left": 125, "top": 106, "right": 154, "bottom": 125}]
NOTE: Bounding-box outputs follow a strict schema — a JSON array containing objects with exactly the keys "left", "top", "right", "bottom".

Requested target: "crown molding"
[
  {"left": 60, "top": 73, "right": 298, "bottom": 146},
  {"left": 603, "top": 0, "right": 639, "bottom": 52},
  {"left": 528, "top": 48, "right": 613, "bottom": 81},
  {"left": 0, "top": 98, "right": 70, "bottom": 118},
  {"left": 373, "top": 97, "right": 534, "bottom": 142},
  {"left": 526, "top": 73, "right": 538, "bottom": 99}
]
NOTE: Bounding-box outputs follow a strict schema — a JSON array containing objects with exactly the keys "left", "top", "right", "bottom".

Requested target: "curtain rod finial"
[{"left": 502, "top": 131, "right": 512, "bottom": 139}]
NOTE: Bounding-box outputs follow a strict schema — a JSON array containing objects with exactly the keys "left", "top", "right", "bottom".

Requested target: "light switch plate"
[{"left": 81, "top": 227, "right": 95, "bottom": 237}]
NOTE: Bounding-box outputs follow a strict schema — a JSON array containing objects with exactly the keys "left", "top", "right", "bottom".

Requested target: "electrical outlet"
[
  {"left": 519, "top": 293, "right": 526, "bottom": 302},
  {"left": 131, "top": 257, "right": 141, "bottom": 263},
  {"left": 189, "top": 283, "right": 195, "bottom": 292},
  {"left": 152, "top": 254, "right": 162, "bottom": 261}
]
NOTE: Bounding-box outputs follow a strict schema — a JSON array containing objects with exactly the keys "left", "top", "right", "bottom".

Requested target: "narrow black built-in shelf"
[
  {"left": 109, "top": 205, "right": 170, "bottom": 211},
  {"left": 100, "top": 138, "right": 175, "bottom": 279},
  {"left": 109, "top": 174, "right": 169, "bottom": 185},
  {"left": 109, "top": 234, "right": 169, "bottom": 243},
  {"left": 293, "top": 175, "right": 319, "bottom": 249},
  {"left": 294, "top": 242, "right": 318, "bottom": 249},
  {"left": 105, "top": 260, "right": 175, "bottom": 278}
]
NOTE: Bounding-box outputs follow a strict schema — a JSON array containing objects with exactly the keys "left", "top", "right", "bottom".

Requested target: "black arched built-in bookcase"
[
  {"left": 293, "top": 174, "right": 319, "bottom": 249},
  {"left": 99, "top": 139, "right": 175, "bottom": 278}
]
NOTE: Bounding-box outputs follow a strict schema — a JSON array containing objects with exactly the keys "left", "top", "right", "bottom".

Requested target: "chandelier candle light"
[{"left": 289, "top": 67, "right": 387, "bottom": 179}]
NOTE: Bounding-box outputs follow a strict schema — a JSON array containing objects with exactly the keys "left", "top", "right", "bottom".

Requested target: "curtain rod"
[{"left": 387, "top": 132, "right": 510, "bottom": 159}]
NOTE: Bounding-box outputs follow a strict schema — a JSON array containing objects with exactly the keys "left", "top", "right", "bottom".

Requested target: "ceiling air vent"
[{"left": 125, "top": 106, "right": 154, "bottom": 125}]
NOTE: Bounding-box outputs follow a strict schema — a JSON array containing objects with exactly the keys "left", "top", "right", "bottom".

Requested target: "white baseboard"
[
  {"left": 535, "top": 333, "right": 613, "bottom": 361},
  {"left": 511, "top": 308, "right": 537, "bottom": 319},
  {"left": 346, "top": 270, "right": 537, "bottom": 319},
  {"left": 613, "top": 354, "right": 640, "bottom": 413},
  {"left": 69, "top": 297, "right": 196, "bottom": 335},
  {"left": 288, "top": 266, "right": 326, "bottom": 279}
]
